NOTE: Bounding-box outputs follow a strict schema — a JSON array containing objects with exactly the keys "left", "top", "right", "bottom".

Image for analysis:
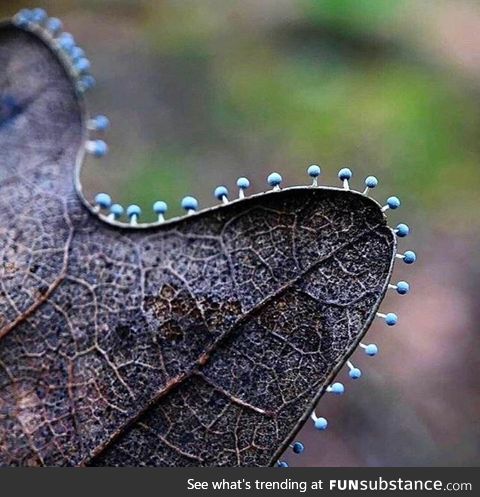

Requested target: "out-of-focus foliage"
[{"left": 110, "top": 0, "right": 480, "bottom": 228}]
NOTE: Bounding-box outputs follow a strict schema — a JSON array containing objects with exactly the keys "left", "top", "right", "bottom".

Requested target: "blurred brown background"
[{"left": 2, "top": 0, "right": 479, "bottom": 466}]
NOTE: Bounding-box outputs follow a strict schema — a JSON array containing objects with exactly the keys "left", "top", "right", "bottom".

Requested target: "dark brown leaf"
[{"left": 0, "top": 19, "right": 395, "bottom": 466}]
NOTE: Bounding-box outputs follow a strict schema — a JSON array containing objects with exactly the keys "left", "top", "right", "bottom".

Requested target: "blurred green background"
[{"left": 3, "top": 0, "right": 479, "bottom": 466}]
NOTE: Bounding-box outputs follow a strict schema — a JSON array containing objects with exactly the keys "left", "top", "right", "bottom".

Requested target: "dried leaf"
[{"left": 0, "top": 19, "right": 395, "bottom": 466}]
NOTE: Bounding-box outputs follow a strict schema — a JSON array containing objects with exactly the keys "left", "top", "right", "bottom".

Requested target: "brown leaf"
[{"left": 0, "top": 18, "right": 395, "bottom": 466}]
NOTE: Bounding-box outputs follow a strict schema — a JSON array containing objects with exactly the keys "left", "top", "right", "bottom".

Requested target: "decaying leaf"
[{"left": 0, "top": 14, "right": 396, "bottom": 466}]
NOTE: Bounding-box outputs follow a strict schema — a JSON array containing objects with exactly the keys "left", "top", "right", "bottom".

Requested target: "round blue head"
[
  {"left": 338, "top": 168, "right": 352, "bottom": 181},
  {"left": 314, "top": 417, "right": 328, "bottom": 431},
  {"left": 14, "top": 9, "right": 33, "bottom": 27},
  {"left": 214, "top": 186, "right": 229, "bottom": 200},
  {"left": 387, "top": 196, "right": 401, "bottom": 209},
  {"left": 74, "top": 57, "right": 91, "bottom": 74},
  {"left": 365, "top": 344, "right": 378, "bottom": 356},
  {"left": 396, "top": 223, "right": 410, "bottom": 237},
  {"left": 80, "top": 75, "right": 96, "bottom": 91},
  {"left": 94, "top": 193, "right": 112, "bottom": 209},
  {"left": 277, "top": 461, "right": 289, "bottom": 468},
  {"left": 385, "top": 312, "right": 398, "bottom": 326},
  {"left": 365, "top": 175, "right": 378, "bottom": 188},
  {"left": 330, "top": 382, "right": 345, "bottom": 395},
  {"left": 31, "top": 8, "right": 47, "bottom": 23},
  {"left": 110, "top": 203, "right": 124, "bottom": 219},
  {"left": 396, "top": 281, "right": 410, "bottom": 295},
  {"left": 46, "top": 17, "right": 63, "bottom": 34},
  {"left": 71, "top": 46, "right": 86, "bottom": 62},
  {"left": 91, "top": 140, "right": 108, "bottom": 158},
  {"left": 403, "top": 250, "right": 417, "bottom": 264},
  {"left": 292, "top": 441, "right": 305, "bottom": 454},
  {"left": 236, "top": 177, "right": 250, "bottom": 190},
  {"left": 153, "top": 201, "right": 168, "bottom": 214},
  {"left": 267, "top": 172, "right": 282, "bottom": 187},
  {"left": 307, "top": 164, "right": 321, "bottom": 178},
  {"left": 94, "top": 115, "right": 110, "bottom": 131},
  {"left": 126, "top": 204, "right": 142, "bottom": 219},
  {"left": 58, "top": 33, "right": 76, "bottom": 53},
  {"left": 349, "top": 367, "right": 362, "bottom": 380},
  {"left": 181, "top": 196, "right": 199, "bottom": 212}
]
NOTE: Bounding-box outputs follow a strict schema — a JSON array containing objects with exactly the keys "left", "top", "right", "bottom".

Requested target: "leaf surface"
[{"left": 0, "top": 23, "right": 395, "bottom": 466}]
